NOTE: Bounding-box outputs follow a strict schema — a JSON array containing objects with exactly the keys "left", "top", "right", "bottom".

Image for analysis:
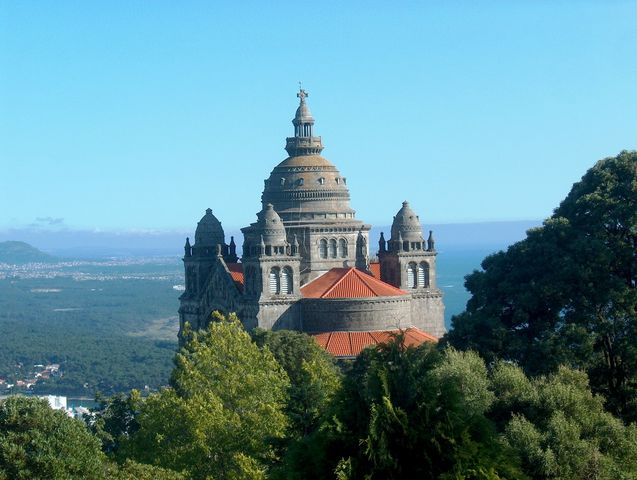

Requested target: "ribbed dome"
[
  {"left": 254, "top": 204, "right": 287, "bottom": 245},
  {"left": 390, "top": 201, "right": 424, "bottom": 242},
  {"left": 194, "top": 208, "right": 225, "bottom": 247},
  {"left": 295, "top": 100, "right": 313, "bottom": 122},
  {"left": 261, "top": 155, "right": 354, "bottom": 222}
]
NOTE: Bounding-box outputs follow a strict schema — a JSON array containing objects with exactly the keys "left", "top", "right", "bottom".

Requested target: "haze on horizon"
[{"left": 1, "top": 1, "right": 635, "bottom": 232}]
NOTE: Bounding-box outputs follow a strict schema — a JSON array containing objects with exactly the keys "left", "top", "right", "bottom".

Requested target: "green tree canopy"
[
  {"left": 89, "top": 390, "right": 142, "bottom": 456},
  {"left": 444, "top": 151, "right": 637, "bottom": 420},
  {"left": 251, "top": 328, "right": 341, "bottom": 438},
  {"left": 0, "top": 396, "right": 105, "bottom": 480},
  {"left": 491, "top": 363, "right": 637, "bottom": 479},
  {"left": 122, "top": 313, "right": 290, "bottom": 479},
  {"left": 282, "top": 337, "right": 525, "bottom": 480}
]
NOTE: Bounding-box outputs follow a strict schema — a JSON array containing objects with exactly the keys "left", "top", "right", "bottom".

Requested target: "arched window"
[
  {"left": 418, "top": 262, "right": 430, "bottom": 287},
  {"left": 269, "top": 267, "right": 280, "bottom": 294},
  {"left": 407, "top": 262, "right": 417, "bottom": 289},
  {"left": 338, "top": 238, "right": 347, "bottom": 258},
  {"left": 318, "top": 177, "right": 325, "bottom": 185},
  {"left": 329, "top": 239, "right": 337, "bottom": 258},
  {"left": 319, "top": 239, "right": 328, "bottom": 259},
  {"left": 281, "top": 267, "right": 293, "bottom": 294}
]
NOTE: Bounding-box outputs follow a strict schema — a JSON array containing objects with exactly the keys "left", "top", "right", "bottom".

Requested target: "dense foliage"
[
  {"left": 3, "top": 322, "right": 637, "bottom": 479},
  {"left": 281, "top": 341, "right": 525, "bottom": 480},
  {"left": 0, "top": 396, "right": 104, "bottom": 480},
  {"left": 445, "top": 151, "right": 637, "bottom": 420},
  {"left": 252, "top": 328, "right": 342, "bottom": 438},
  {"left": 121, "top": 314, "right": 290, "bottom": 479},
  {"left": 0, "top": 276, "right": 178, "bottom": 395}
]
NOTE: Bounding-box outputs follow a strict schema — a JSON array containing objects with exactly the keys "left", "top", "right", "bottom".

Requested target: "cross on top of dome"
[{"left": 297, "top": 86, "right": 308, "bottom": 103}]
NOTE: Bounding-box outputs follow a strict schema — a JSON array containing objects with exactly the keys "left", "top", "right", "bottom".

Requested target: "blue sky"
[{"left": 1, "top": 1, "right": 635, "bottom": 232}]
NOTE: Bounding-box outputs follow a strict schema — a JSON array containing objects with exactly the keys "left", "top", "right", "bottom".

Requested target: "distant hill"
[{"left": 0, "top": 241, "right": 56, "bottom": 264}]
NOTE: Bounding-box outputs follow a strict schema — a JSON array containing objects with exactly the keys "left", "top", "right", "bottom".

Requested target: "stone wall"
[
  {"left": 257, "top": 300, "right": 301, "bottom": 330},
  {"left": 410, "top": 290, "right": 446, "bottom": 337},
  {"left": 301, "top": 296, "right": 413, "bottom": 333}
]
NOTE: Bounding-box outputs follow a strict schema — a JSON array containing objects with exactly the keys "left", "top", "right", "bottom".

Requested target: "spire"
[
  {"left": 427, "top": 230, "right": 435, "bottom": 251},
  {"left": 227, "top": 236, "right": 238, "bottom": 262},
  {"left": 379, "top": 232, "right": 386, "bottom": 253},
  {"left": 184, "top": 237, "right": 192, "bottom": 257},
  {"left": 285, "top": 86, "right": 324, "bottom": 156}
]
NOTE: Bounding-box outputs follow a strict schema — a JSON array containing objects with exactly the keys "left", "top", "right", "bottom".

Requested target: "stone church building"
[{"left": 178, "top": 89, "right": 445, "bottom": 356}]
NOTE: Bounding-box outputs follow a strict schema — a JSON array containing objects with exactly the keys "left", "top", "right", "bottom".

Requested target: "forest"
[
  {"left": 0, "top": 276, "right": 178, "bottom": 395},
  {"left": 1, "top": 151, "right": 636, "bottom": 479}
]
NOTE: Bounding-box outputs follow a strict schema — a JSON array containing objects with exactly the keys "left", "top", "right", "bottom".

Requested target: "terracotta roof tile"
[
  {"left": 301, "top": 267, "right": 407, "bottom": 299},
  {"left": 226, "top": 263, "right": 244, "bottom": 291},
  {"left": 311, "top": 328, "right": 438, "bottom": 358}
]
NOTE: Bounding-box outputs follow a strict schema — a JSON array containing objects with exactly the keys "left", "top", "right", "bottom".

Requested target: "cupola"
[
  {"left": 389, "top": 201, "right": 425, "bottom": 251},
  {"left": 194, "top": 208, "right": 225, "bottom": 248},
  {"left": 285, "top": 87, "right": 324, "bottom": 156},
  {"left": 241, "top": 203, "right": 291, "bottom": 257}
]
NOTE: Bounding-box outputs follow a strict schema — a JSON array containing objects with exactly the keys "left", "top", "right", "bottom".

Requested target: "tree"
[
  {"left": 89, "top": 391, "right": 141, "bottom": 456},
  {"left": 0, "top": 396, "right": 105, "bottom": 480},
  {"left": 282, "top": 337, "right": 525, "bottom": 480},
  {"left": 122, "top": 313, "right": 289, "bottom": 479},
  {"left": 445, "top": 151, "right": 637, "bottom": 420},
  {"left": 103, "top": 459, "right": 186, "bottom": 480},
  {"left": 491, "top": 362, "right": 637, "bottom": 479},
  {"left": 252, "top": 329, "right": 341, "bottom": 438}
]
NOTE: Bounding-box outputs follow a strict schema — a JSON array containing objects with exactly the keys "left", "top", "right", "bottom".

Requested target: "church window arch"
[
  {"left": 318, "top": 177, "right": 325, "bottom": 185},
  {"left": 329, "top": 239, "right": 337, "bottom": 258},
  {"left": 319, "top": 239, "right": 328, "bottom": 259},
  {"left": 418, "top": 261, "right": 430, "bottom": 288},
  {"left": 298, "top": 178, "right": 304, "bottom": 186},
  {"left": 269, "top": 267, "right": 280, "bottom": 294},
  {"left": 406, "top": 262, "right": 417, "bottom": 289},
  {"left": 339, "top": 238, "right": 348, "bottom": 258},
  {"left": 281, "top": 267, "right": 293, "bottom": 294}
]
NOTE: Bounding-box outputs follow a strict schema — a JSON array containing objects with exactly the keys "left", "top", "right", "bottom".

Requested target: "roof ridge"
[
  {"left": 352, "top": 268, "right": 381, "bottom": 293},
  {"left": 348, "top": 268, "right": 376, "bottom": 297},
  {"left": 322, "top": 267, "right": 355, "bottom": 298}
]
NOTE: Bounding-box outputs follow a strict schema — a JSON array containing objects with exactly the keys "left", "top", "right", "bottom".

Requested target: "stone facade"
[{"left": 178, "top": 89, "right": 445, "bottom": 343}]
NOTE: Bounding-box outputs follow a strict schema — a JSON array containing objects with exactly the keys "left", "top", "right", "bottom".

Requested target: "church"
[{"left": 178, "top": 89, "right": 445, "bottom": 357}]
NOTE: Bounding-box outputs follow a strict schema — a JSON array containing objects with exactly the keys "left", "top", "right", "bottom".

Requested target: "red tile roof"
[
  {"left": 301, "top": 267, "right": 407, "bottom": 299},
  {"left": 368, "top": 261, "right": 381, "bottom": 279},
  {"left": 312, "top": 328, "right": 438, "bottom": 358},
  {"left": 226, "top": 263, "right": 244, "bottom": 291}
]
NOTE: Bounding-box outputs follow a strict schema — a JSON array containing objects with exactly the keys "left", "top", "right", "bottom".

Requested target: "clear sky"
[{"left": 1, "top": 1, "right": 635, "bottom": 233}]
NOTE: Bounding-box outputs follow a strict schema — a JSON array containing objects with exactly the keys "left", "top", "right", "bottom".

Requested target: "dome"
[
  {"left": 294, "top": 100, "right": 314, "bottom": 123},
  {"left": 252, "top": 204, "right": 287, "bottom": 246},
  {"left": 261, "top": 155, "right": 355, "bottom": 222},
  {"left": 194, "top": 208, "right": 225, "bottom": 247},
  {"left": 390, "top": 201, "right": 424, "bottom": 242}
]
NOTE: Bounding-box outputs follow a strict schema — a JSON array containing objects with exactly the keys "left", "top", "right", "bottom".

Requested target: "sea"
[{"left": 436, "top": 246, "right": 498, "bottom": 329}]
